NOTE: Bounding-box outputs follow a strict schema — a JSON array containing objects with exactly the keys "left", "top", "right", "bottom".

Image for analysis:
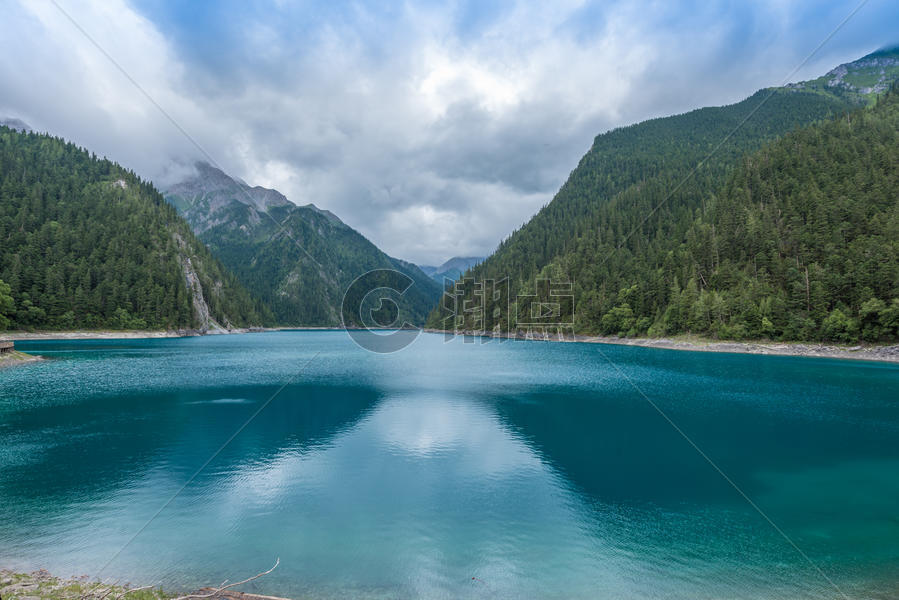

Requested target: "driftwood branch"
[
  {"left": 113, "top": 585, "right": 155, "bottom": 600},
  {"left": 96, "top": 579, "right": 122, "bottom": 600},
  {"left": 62, "top": 558, "right": 279, "bottom": 600},
  {"left": 79, "top": 578, "right": 116, "bottom": 600},
  {"left": 171, "top": 558, "right": 280, "bottom": 600}
]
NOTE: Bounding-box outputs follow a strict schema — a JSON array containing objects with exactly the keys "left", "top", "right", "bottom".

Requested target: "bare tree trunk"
[{"left": 172, "top": 559, "right": 280, "bottom": 600}]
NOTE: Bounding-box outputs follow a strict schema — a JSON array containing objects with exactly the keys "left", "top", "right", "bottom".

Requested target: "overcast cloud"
[{"left": 1, "top": 0, "right": 897, "bottom": 264}]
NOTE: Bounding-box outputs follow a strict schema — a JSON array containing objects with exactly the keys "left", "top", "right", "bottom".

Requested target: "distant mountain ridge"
[
  {"left": 164, "top": 163, "right": 441, "bottom": 326},
  {"left": 420, "top": 256, "right": 484, "bottom": 284}
]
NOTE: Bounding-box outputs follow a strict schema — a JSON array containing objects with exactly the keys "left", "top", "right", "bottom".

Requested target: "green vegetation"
[
  {"left": 0, "top": 127, "right": 266, "bottom": 331},
  {"left": 0, "top": 278, "right": 13, "bottom": 329},
  {"left": 429, "top": 51, "right": 899, "bottom": 344}
]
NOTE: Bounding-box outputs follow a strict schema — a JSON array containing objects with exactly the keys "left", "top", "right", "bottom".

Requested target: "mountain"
[
  {"left": 428, "top": 48, "right": 899, "bottom": 343},
  {"left": 0, "top": 118, "right": 32, "bottom": 133},
  {"left": 663, "top": 86, "right": 899, "bottom": 342},
  {"left": 164, "top": 163, "right": 441, "bottom": 326},
  {"left": 420, "top": 256, "right": 483, "bottom": 284},
  {"left": 0, "top": 127, "right": 266, "bottom": 331}
]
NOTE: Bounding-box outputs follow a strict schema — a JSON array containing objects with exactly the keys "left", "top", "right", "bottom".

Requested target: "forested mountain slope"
[
  {"left": 429, "top": 48, "right": 899, "bottom": 342},
  {"left": 165, "top": 163, "right": 441, "bottom": 326},
  {"left": 663, "top": 87, "right": 899, "bottom": 342},
  {"left": 0, "top": 127, "right": 266, "bottom": 331}
]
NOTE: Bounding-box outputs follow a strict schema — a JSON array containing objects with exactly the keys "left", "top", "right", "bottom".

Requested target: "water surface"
[{"left": 1, "top": 332, "right": 898, "bottom": 599}]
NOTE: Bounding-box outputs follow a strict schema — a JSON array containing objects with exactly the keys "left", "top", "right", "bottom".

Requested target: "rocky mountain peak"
[
  {"left": 785, "top": 44, "right": 899, "bottom": 99},
  {"left": 166, "top": 161, "right": 293, "bottom": 214}
]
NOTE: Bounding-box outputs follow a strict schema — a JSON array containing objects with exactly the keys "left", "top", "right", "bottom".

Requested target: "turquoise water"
[{"left": 1, "top": 332, "right": 898, "bottom": 599}]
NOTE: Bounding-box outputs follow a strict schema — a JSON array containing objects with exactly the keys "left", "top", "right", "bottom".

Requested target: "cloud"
[{"left": 2, "top": 0, "right": 897, "bottom": 264}]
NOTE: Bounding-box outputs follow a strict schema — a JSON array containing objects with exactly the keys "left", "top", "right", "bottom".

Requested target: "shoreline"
[
  {"left": 5, "top": 327, "right": 898, "bottom": 364},
  {"left": 424, "top": 329, "right": 899, "bottom": 364},
  {"left": 2, "top": 326, "right": 402, "bottom": 341},
  {"left": 0, "top": 328, "right": 272, "bottom": 341}
]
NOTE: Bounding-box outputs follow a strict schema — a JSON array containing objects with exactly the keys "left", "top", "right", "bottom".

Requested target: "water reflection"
[{"left": 1, "top": 333, "right": 897, "bottom": 599}]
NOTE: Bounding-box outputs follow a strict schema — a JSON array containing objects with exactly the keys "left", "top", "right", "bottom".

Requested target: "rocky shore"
[
  {"left": 0, "top": 349, "right": 43, "bottom": 368},
  {"left": 424, "top": 329, "right": 899, "bottom": 364},
  {"left": 0, "top": 569, "right": 167, "bottom": 600},
  {"left": 0, "top": 569, "right": 291, "bottom": 600}
]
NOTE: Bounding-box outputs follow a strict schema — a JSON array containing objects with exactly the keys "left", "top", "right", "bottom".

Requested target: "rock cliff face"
[
  {"left": 164, "top": 163, "right": 441, "bottom": 326},
  {"left": 172, "top": 232, "right": 235, "bottom": 332},
  {"left": 181, "top": 256, "right": 222, "bottom": 332}
]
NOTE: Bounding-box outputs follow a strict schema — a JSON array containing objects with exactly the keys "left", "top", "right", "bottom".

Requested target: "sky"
[{"left": 1, "top": 0, "right": 898, "bottom": 265}]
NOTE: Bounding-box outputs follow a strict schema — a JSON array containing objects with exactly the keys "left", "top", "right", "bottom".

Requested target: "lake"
[{"left": 1, "top": 332, "right": 898, "bottom": 599}]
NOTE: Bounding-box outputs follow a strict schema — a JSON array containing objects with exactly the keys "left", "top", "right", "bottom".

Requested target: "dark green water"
[{"left": 1, "top": 332, "right": 897, "bottom": 599}]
